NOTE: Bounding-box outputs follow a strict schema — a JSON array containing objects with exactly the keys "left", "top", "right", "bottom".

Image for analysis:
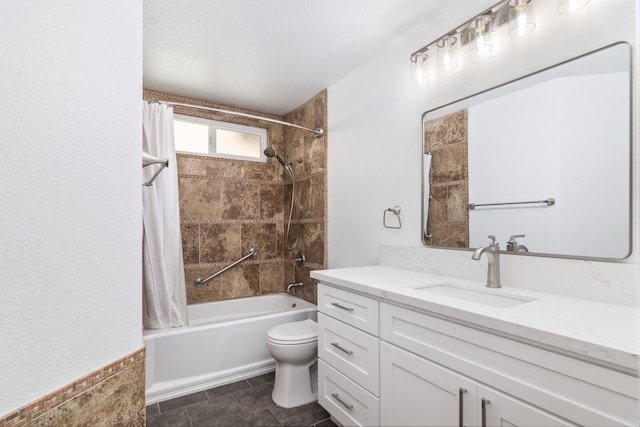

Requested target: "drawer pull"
[
  {"left": 331, "top": 302, "right": 354, "bottom": 312},
  {"left": 331, "top": 342, "right": 354, "bottom": 355},
  {"left": 331, "top": 392, "right": 354, "bottom": 410},
  {"left": 481, "top": 398, "right": 490, "bottom": 427},
  {"left": 458, "top": 387, "right": 467, "bottom": 427}
]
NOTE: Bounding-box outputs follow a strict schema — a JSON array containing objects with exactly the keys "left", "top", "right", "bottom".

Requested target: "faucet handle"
[
  {"left": 487, "top": 235, "right": 499, "bottom": 249},
  {"left": 508, "top": 234, "right": 525, "bottom": 243}
]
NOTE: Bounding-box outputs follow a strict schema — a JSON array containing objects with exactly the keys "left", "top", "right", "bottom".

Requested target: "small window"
[{"left": 173, "top": 114, "right": 267, "bottom": 162}]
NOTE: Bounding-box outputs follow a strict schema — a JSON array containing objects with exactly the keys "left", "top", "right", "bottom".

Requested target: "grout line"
[{"left": 185, "top": 406, "right": 195, "bottom": 427}]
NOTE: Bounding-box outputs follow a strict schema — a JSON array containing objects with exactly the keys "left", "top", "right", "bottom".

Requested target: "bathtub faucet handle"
[
  {"left": 286, "top": 282, "right": 303, "bottom": 292},
  {"left": 294, "top": 253, "right": 306, "bottom": 268}
]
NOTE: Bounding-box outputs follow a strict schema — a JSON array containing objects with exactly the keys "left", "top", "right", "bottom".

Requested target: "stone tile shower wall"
[
  {"left": 424, "top": 110, "right": 469, "bottom": 248},
  {"left": 143, "top": 90, "right": 327, "bottom": 305},
  {"left": 283, "top": 92, "right": 328, "bottom": 304}
]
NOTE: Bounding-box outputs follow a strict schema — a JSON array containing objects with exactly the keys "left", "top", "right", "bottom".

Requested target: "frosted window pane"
[
  {"left": 216, "top": 129, "right": 261, "bottom": 158},
  {"left": 174, "top": 120, "right": 209, "bottom": 154}
]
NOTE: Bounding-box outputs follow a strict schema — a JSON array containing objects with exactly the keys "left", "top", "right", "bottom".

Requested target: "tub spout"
[{"left": 286, "top": 282, "right": 303, "bottom": 292}]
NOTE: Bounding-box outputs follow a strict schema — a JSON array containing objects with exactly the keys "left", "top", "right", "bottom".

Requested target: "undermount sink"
[{"left": 414, "top": 283, "right": 536, "bottom": 308}]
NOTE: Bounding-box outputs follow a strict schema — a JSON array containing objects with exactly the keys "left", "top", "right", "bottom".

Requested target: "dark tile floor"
[{"left": 146, "top": 372, "right": 336, "bottom": 427}]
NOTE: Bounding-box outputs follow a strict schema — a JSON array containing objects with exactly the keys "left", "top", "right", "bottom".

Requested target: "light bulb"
[
  {"left": 437, "top": 36, "right": 458, "bottom": 72},
  {"left": 508, "top": 0, "right": 536, "bottom": 37},
  {"left": 410, "top": 51, "right": 428, "bottom": 85},
  {"left": 416, "top": 58, "right": 425, "bottom": 84},
  {"left": 469, "top": 16, "right": 493, "bottom": 56}
]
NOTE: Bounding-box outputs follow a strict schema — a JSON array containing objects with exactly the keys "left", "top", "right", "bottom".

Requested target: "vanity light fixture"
[
  {"left": 508, "top": 0, "right": 536, "bottom": 37},
  {"left": 469, "top": 15, "right": 493, "bottom": 56},
  {"left": 557, "top": 0, "right": 590, "bottom": 13},
  {"left": 410, "top": 50, "right": 429, "bottom": 84},
  {"left": 409, "top": 0, "right": 592, "bottom": 84},
  {"left": 437, "top": 35, "right": 459, "bottom": 71}
]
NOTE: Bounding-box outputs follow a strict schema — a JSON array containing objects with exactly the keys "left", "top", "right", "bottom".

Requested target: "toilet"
[{"left": 265, "top": 319, "right": 318, "bottom": 408}]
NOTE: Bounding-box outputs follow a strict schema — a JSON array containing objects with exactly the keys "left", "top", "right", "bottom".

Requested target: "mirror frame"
[{"left": 421, "top": 42, "right": 633, "bottom": 261}]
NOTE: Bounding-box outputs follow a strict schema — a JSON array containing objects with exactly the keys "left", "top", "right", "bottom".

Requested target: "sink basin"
[{"left": 414, "top": 283, "right": 535, "bottom": 308}]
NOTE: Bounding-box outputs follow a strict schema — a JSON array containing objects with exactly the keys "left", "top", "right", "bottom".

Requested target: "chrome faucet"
[
  {"left": 506, "top": 234, "right": 529, "bottom": 253},
  {"left": 472, "top": 235, "right": 501, "bottom": 288},
  {"left": 286, "top": 282, "right": 303, "bottom": 292}
]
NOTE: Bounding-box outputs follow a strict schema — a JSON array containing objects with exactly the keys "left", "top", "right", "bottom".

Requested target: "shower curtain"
[
  {"left": 142, "top": 101, "right": 188, "bottom": 329},
  {"left": 423, "top": 152, "right": 432, "bottom": 241}
]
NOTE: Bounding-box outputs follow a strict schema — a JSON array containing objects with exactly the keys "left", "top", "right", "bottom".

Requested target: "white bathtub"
[{"left": 144, "top": 293, "right": 317, "bottom": 404}]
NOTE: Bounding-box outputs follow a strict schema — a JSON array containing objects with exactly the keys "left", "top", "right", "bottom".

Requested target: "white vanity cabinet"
[
  {"left": 380, "top": 342, "right": 573, "bottom": 426},
  {"left": 317, "top": 284, "right": 380, "bottom": 426},
  {"left": 380, "top": 302, "right": 637, "bottom": 427}
]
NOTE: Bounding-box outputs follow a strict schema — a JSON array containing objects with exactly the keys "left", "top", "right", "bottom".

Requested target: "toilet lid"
[{"left": 267, "top": 319, "right": 317, "bottom": 343}]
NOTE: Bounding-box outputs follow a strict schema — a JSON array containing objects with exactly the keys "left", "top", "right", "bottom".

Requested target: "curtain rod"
[{"left": 154, "top": 100, "right": 324, "bottom": 138}]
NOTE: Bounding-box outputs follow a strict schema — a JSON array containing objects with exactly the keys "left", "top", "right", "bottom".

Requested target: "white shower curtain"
[
  {"left": 423, "top": 152, "right": 432, "bottom": 241},
  {"left": 142, "top": 101, "right": 188, "bottom": 329}
]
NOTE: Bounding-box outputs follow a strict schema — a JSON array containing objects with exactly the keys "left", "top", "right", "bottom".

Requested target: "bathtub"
[{"left": 144, "top": 293, "right": 317, "bottom": 404}]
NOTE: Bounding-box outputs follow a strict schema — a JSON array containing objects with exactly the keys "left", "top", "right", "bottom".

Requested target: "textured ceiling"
[{"left": 143, "top": 0, "right": 451, "bottom": 115}]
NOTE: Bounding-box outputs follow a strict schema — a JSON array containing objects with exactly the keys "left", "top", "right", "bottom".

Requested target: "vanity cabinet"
[
  {"left": 317, "top": 284, "right": 380, "bottom": 426},
  {"left": 380, "top": 342, "right": 573, "bottom": 426},
  {"left": 315, "top": 281, "right": 638, "bottom": 427},
  {"left": 380, "top": 302, "right": 636, "bottom": 427}
]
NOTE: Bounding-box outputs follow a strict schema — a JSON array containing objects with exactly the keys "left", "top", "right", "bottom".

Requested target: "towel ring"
[{"left": 383, "top": 206, "right": 402, "bottom": 229}]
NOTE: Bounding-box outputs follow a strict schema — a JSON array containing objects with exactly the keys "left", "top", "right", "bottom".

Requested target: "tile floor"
[{"left": 146, "top": 372, "right": 336, "bottom": 427}]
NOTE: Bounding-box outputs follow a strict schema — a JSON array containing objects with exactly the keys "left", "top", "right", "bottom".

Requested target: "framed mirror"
[{"left": 422, "top": 43, "right": 631, "bottom": 259}]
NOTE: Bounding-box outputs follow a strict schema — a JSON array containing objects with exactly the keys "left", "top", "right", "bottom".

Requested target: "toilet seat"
[{"left": 266, "top": 319, "right": 317, "bottom": 345}]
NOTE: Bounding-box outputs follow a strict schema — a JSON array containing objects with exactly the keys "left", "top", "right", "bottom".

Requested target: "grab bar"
[
  {"left": 469, "top": 198, "right": 555, "bottom": 210},
  {"left": 194, "top": 247, "right": 258, "bottom": 287}
]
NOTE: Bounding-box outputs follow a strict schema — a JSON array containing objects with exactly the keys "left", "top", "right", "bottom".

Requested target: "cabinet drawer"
[
  {"left": 318, "top": 359, "right": 380, "bottom": 427},
  {"left": 318, "top": 313, "right": 380, "bottom": 395},
  {"left": 317, "top": 284, "right": 379, "bottom": 335}
]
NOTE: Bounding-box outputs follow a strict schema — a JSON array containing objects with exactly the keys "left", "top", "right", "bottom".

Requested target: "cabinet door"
[
  {"left": 380, "top": 342, "right": 477, "bottom": 427},
  {"left": 478, "top": 386, "right": 575, "bottom": 427}
]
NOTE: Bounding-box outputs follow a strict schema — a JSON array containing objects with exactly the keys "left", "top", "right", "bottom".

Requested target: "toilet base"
[{"left": 271, "top": 361, "right": 318, "bottom": 408}]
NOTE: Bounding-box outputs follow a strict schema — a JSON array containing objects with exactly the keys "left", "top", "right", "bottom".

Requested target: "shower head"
[{"left": 264, "top": 147, "right": 287, "bottom": 168}]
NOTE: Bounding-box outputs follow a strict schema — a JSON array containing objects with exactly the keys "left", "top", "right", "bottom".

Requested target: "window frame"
[{"left": 173, "top": 113, "right": 268, "bottom": 162}]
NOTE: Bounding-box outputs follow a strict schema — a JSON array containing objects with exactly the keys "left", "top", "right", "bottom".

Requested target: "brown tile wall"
[
  {"left": 143, "top": 90, "right": 327, "bottom": 305},
  {"left": 1, "top": 348, "right": 146, "bottom": 427},
  {"left": 424, "top": 110, "right": 469, "bottom": 248},
  {"left": 283, "top": 91, "right": 328, "bottom": 304}
]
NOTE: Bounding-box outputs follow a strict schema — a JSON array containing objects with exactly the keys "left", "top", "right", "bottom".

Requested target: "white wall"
[
  {"left": 468, "top": 79, "right": 560, "bottom": 252},
  {"left": 328, "top": 0, "right": 498, "bottom": 268},
  {"left": 468, "top": 71, "right": 629, "bottom": 258},
  {"left": 327, "top": 1, "right": 638, "bottom": 302},
  {"left": 556, "top": 72, "right": 630, "bottom": 257},
  {"left": 0, "top": 1, "right": 142, "bottom": 416}
]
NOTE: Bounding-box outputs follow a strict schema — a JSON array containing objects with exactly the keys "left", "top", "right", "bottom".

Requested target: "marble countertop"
[{"left": 310, "top": 265, "right": 639, "bottom": 373}]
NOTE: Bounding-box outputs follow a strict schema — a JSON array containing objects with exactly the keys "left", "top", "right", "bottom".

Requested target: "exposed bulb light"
[
  {"left": 469, "top": 15, "right": 493, "bottom": 56},
  {"left": 508, "top": 0, "right": 536, "bottom": 37},
  {"left": 410, "top": 51, "right": 428, "bottom": 84},
  {"left": 557, "top": 0, "right": 590, "bottom": 13},
  {"left": 437, "top": 36, "right": 459, "bottom": 72},
  {"left": 409, "top": 0, "right": 587, "bottom": 85}
]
